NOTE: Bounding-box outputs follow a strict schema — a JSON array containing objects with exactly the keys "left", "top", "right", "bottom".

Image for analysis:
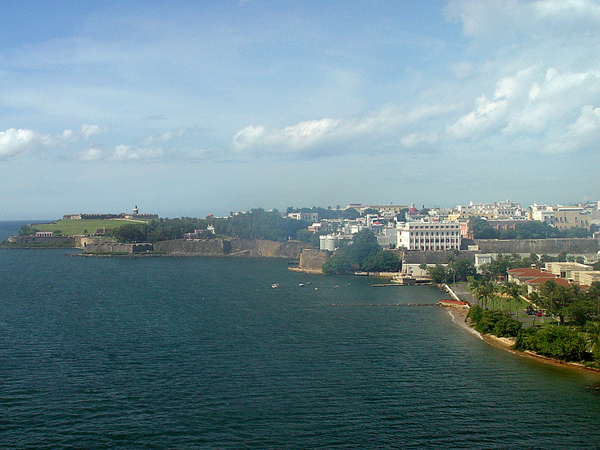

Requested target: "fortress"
[{"left": 63, "top": 205, "right": 158, "bottom": 221}]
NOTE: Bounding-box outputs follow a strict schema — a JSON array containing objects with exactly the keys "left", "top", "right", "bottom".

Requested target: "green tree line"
[{"left": 110, "top": 209, "right": 313, "bottom": 244}]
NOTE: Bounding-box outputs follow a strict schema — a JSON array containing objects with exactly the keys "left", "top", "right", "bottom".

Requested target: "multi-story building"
[
  {"left": 553, "top": 206, "right": 590, "bottom": 230},
  {"left": 396, "top": 220, "right": 461, "bottom": 251},
  {"left": 455, "top": 200, "right": 527, "bottom": 219},
  {"left": 545, "top": 262, "right": 594, "bottom": 279}
]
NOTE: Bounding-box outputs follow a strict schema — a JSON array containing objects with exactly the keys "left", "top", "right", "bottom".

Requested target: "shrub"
[
  {"left": 514, "top": 326, "right": 587, "bottom": 362},
  {"left": 468, "top": 307, "right": 521, "bottom": 337},
  {"left": 467, "top": 305, "right": 484, "bottom": 324}
]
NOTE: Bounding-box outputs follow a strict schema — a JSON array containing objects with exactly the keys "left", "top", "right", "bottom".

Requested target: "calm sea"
[{"left": 1, "top": 222, "right": 600, "bottom": 449}]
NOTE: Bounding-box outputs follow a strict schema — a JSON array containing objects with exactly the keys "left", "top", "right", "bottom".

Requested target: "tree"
[
  {"left": 19, "top": 225, "right": 40, "bottom": 236},
  {"left": 362, "top": 208, "right": 379, "bottom": 216},
  {"left": 341, "top": 208, "right": 360, "bottom": 220},
  {"left": 586, "top": 322, "right": 600, "bottom": 364},
  {"left": 468, "top": 217, "right": 500, "bottom": 239},
  {"left": 321, "top": 229, "right": 391, "bottom": 274},
  {"left": 322, "top": 253, "right": 353, "bottom": 274},
  {"left": 469, "top": 277, "right": 495, "bottom": 309},
  {"left": 501, "top": 280, "right": 523, "bottom": 318},
  {"left": 362, "top": 251, "right": 401, "bottom": 272},
  {"left": 428, "top": 264, "right": 450, "bottom": 285},
  {"left": 113, "top": 224, "right": 146, "bottom": 243},
  {"left": 346, "top": 229, "right": 380, "bottom": 267},
  {"left": 396, "top": 208, "right": 409, "bottom": 222},
  {"left": 452, "top": 258, "right": 477, "bottom": 282}
]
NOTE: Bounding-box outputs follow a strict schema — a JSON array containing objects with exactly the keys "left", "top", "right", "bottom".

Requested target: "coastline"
[{"left": 444, "top": 290, "right": 600, "bottom": 377}]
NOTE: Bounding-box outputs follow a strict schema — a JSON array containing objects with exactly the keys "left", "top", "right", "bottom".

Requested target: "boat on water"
[{"left": 271, "top": 284, "right": 279, "bottom": 289}]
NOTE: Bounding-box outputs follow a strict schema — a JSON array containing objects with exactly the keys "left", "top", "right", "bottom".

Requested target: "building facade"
[{"left": 396, "top": 221, "right": 461, "bottom": 251}]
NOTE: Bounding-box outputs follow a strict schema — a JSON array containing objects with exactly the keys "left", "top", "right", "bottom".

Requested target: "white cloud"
[
  {"left": 446, "top": 69, "right": 535, "bottom": 139},
  {"left": 544, "top": 105, "right": 600, "bottom": 154},
  {"left": 446, "top": 0, "right": 600, "bottom": 40},
  {"left": 80, "top": 148, "right": 104, "bottom": 161},
  {"left": 140, "top": 128, "right": 189, "bottom": 146},
  {"left": 109, "top": 144, "right": 164, "bottom": 161},
  {"left": 401, "top": 132, "right": 439, "bottom": 148},
  {"left": 80, "top": 124, "right": 107, "bottom": 140},
  {"left": 230, "top": 103, "right": 459, "bottom": 157},
  {"left": 534, "top": 0, "right": 600, "bottom": 23},
  {"left": 0, "top": 128, "right": 52, "bottom": 159},
  {"left": 0, "top": 124, "right": 108, "bottom": 160},
  {"left": 232, "top": 118, "right": 342, "bottom": 154}
]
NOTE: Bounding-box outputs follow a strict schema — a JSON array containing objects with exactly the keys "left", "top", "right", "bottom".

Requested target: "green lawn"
[{"left": 28, "top": 218, "right": 151, "bottom": 236}]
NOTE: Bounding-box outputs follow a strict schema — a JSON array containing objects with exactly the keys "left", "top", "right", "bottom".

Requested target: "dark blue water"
[
  {"left": 0, "top": 220, "right": 52, "bottom": 241},
  {"left": 1, "top": 223, "right": 600, "bottom": 449}
]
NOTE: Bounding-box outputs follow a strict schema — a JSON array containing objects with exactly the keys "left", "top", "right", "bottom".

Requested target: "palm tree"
[
  {"left": 468, "top": 276, "right": 485, "bottom": 308},
  {"left": 502, "top": 280, "right": 523, "bottom": 318},
  {"left": 472, "top": 278, "right": 495, "bottom": 310},
  {"left": 586, "top": 322, "right": 600, "bottom": 363}
]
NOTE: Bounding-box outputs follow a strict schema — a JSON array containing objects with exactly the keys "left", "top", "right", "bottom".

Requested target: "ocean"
[{"left": 1, "top": 222, "right": 600, "bottom": 449}]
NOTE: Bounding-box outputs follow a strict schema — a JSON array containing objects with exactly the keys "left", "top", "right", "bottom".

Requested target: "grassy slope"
[{"left": 31, "top": 218, "right": 151, "bottom": 236}]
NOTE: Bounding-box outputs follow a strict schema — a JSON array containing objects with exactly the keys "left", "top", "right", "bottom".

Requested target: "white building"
[
  {"left": 530, "top": 204, "right": 555, "bottom": 223},
  {"left": 288, "top": 212, "right": 319, "bottom": 222},
  {"left": 396, "top": 221, "right": 461, "bottom": 251},
  {"left": 474, "top": 254, "right": 493, "bottom": 273}
]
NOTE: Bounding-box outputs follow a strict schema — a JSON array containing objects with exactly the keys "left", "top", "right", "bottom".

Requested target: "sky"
[{"left": 1, "top": 0, "right": 600, "bottom": 219}]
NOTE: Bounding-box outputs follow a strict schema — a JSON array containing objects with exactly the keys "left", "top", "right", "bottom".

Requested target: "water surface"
[{"left": 1, "top": 239, "right": 599, "bottom": 449}]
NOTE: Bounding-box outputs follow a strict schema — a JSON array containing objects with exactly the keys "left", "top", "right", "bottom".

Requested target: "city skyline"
[{"left": 2, "top": 0, "right": 600, "bottom": 219}]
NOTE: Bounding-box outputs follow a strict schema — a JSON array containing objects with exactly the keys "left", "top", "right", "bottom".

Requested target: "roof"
[
  {"left": 526, "top": 277, "right": 572, "bottom": 288},
  {"left": 440, "top": 299, "right": 469, "bottom": 306},
  {"left": 508, "top": 268, "right": 555, "bottom": 279}
]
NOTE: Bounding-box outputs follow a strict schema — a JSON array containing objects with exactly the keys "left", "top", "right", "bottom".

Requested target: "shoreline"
[{"left": 445, "top": 307, "right": 600, "bottom": 376}]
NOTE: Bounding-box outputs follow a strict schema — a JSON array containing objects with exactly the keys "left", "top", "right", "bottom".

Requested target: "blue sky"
[{"left": 1, "top": 0, "right": 600, "bottom": 219}]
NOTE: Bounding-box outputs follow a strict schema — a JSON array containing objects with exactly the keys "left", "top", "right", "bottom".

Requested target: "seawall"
[
  {"left": 296, "top": 249, "right": 331, "bottom": 273},
  {"left": 6, "top": 235, "right": 75, "bottom": 246},
  {"left": 81, "top": 242, "right": 153, "bottom": 254},
  {"left": 152, "top": 238, "right": 308, "bottom": 258}
]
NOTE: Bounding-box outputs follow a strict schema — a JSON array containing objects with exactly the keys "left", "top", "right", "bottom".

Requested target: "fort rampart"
[{"left": 473, "top": 238, "right": 599, "bottom": 254}]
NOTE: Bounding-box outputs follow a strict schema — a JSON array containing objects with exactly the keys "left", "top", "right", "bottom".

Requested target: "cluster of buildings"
[
  {"left": 507, "top": 262, "right": 600, "bottom": 294},
  {"left": 284, "top": 200, "right": 600, "bottom": 253}
]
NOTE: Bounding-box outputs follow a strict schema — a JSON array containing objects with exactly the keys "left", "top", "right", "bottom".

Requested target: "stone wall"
[
  {"left": 402, "top": 250, "right": 479, "bottom": 264},
  {"left": 7, "top": 235, "right": 75, "bottom": 246},
  {"left": 82, "top": 243, "right": 153, "bottom": 254},
  {"left": 75, "top": 236, "right": 116, "bottom": 248},
  {"left": 153, "top": 238, "right": 308, "bottom": 258},
  {"left": 473, "top": 238, "right": 599, "bottom": 254},
  {"left": 229, "top": 239, "right": 307, "bottom": 258},
  {"left": 153, "top": 239, "right": 226, "bottom": 255},
  {"left": 297, "top": 249, "right": 331, "bottom": 272}
]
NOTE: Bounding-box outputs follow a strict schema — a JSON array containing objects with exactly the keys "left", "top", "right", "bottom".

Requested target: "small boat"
[
  {"left": 333, "top": 285, "right": 339, "bottom": 289},
  {"left": 299, "top": 283, "right": 304, "bottom": 287},
  {"left": 271, "top": 284, "right": 279, "bottom": 289}
]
